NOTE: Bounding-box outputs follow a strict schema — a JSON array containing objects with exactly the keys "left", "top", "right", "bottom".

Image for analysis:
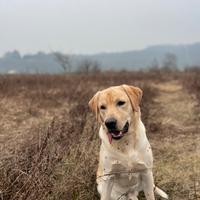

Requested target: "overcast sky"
[{"left": 0, "top": 0, "right": 200, "bottom": 56}]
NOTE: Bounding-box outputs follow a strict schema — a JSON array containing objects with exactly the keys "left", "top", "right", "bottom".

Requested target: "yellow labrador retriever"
[{"left": 89, "top": 85, "right": 168, "bottom": 200}]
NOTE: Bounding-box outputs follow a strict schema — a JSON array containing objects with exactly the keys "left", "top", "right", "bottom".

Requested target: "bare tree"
[
  {"left": 162, "top": 53, "right": 178, "bottom": 71},
  {"left": 53, "top": 52, "right": 72, "bottom": 73},
  {"left": 149, "top": 58, "right": 160, "bottom": 71},
  {"left": 78, "top": 59, "right": 101, "bottom": 74}
]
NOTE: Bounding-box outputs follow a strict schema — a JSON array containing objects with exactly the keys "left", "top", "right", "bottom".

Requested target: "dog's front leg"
[
  {"left": 141, "top": 170, "right": 155, "bottom": 200},
  {"left": 100, "top": 176, "right": 114, "bottom": 200}
]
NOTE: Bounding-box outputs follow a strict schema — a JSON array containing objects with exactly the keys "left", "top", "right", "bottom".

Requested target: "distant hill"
[{"left": 0, "top": 42, "right": 200, "bottom": 73}]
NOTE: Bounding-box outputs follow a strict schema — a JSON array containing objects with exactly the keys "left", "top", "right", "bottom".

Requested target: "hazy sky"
[{"left": 0, "top": 0, "right": 200, "bottom": 56}]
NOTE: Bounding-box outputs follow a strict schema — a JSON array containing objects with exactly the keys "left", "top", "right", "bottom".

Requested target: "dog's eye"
[
  {"left": 117, "top": 101, "right": 126, "bottom": 106},
  {"left": 100, "top": 105, "right": 106, "bottom": 110}
]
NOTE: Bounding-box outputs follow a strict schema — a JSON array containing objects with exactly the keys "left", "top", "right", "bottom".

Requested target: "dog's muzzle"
[{"left": 107, "top": 121, "right": 129, "bottom": 144}]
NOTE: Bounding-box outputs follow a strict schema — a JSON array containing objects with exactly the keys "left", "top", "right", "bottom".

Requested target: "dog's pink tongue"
[{"left": 107, "top": 133, "right": 112, "bottom": 144}]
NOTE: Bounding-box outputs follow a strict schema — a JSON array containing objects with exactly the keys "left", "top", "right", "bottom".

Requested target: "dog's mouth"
[{"left": 107, "top": 121, "right": 129, "bottom": 144}]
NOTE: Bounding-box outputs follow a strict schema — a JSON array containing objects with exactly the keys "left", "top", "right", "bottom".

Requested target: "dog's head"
[{"left": 89, "top": 84, "right": 142, "bottom": 143}]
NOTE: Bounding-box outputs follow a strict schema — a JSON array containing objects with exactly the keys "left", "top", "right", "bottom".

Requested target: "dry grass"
[
  {"left": 182, "top": 68, "right": 200, "bottom": 105},
  {"left": 0, "top": 72, "right": 156, "bottom": 200},
  {"left": 149, "top": 78, "right": 200, "bottom": 200},
  {"left": 0, "top": 71, "right": 199, "bottom": 200}
]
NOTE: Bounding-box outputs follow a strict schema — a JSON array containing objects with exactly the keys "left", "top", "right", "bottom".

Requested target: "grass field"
[{"left": 0, "top": 71, "right": 200, "bottom": 200}]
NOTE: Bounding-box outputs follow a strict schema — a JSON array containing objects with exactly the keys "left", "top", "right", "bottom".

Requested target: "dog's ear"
[
  {"left": 122, "top": 84, "right": 143, "bottom": 112},
  {"left": 88, "top": 92, "right": 100, "bottom": 121}
]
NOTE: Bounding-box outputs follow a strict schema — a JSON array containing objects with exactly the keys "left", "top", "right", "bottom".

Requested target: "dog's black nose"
[{"left": 105, "top": 118, "right": 117, "bottom": 130}]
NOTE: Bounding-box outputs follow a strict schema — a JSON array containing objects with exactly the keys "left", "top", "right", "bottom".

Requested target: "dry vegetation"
[
  {"left": 0, "top": 70, "right": 199, "bottom": 200},
  {"left": 183, "top": 68, "right": 200, "bottom": 104}
]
